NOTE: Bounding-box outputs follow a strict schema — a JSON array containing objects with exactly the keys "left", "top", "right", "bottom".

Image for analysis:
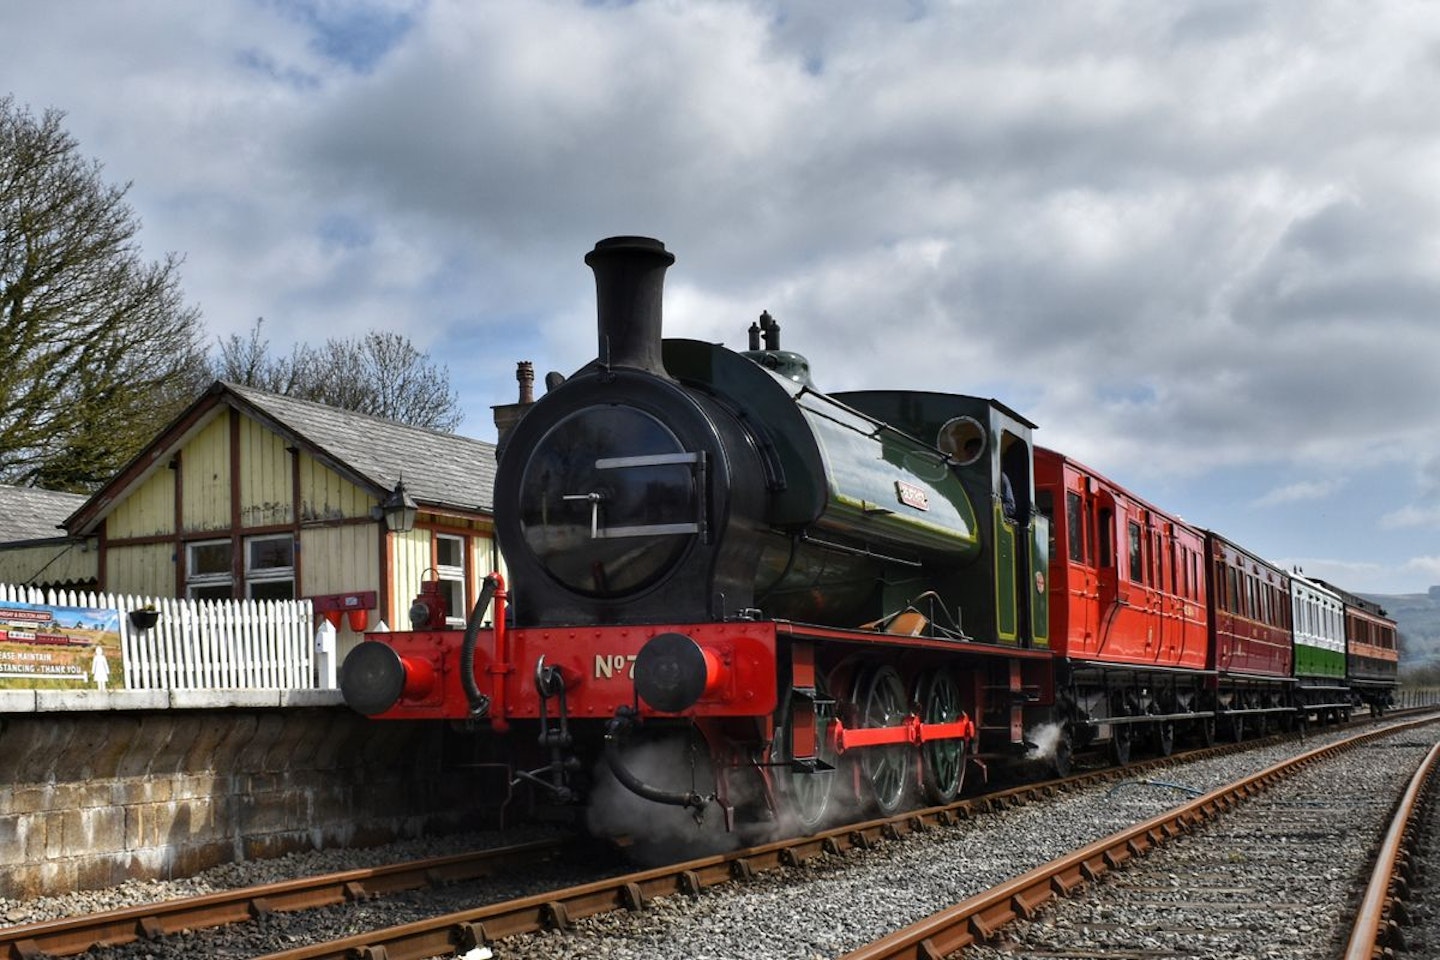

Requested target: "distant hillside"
[{"left": 1363, "top": 586, "right": 1440, "bottom": 669}]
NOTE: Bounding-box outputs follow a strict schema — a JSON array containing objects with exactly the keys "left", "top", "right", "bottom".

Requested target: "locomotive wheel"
[
  {"left": 856, "top": 665, "right": 911, "bottom": 816},
  {"left": 772, "top": 684, "right": 837, "bottom": 834},
  {"left": 915, "top": 668, "right": 966, "bottom": 804},
  {"left": 1225, "top": 713, "right": 1245, "bottom": 742}
]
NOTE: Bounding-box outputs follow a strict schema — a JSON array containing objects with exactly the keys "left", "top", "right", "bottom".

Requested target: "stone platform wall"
[{"left": 0, "top": 707, "right": 477, "bottom": 899}]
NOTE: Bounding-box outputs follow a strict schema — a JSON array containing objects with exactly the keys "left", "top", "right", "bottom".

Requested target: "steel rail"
[
  {"left": 0, "top": 732, "right": 1254, "bottom": 960},
  {"left": 246, "top": 717, "right": 1436, "bottom": 960},
  {"left": 838, "top": 715, "right": 1440, "bottom": 960},
  {"left": 0, "top": 838, "right": 565, "bottom": 960},
  {"left": 3, "top": 709, "right": 1424, "bottom": 960},
  {"left": 1343, "top": 740, "right": 1440, "bottom": 960}
]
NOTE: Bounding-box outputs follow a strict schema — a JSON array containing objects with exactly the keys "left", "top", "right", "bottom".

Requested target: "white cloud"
[
  {"left": 1382, "top": 505, "right": 1440, "bottom": 531},
  {"left": 1253, "top": 479, "right": 1346, "bottom": 508},
  {"left": 4, "top": 0, "right": 1440, "bottom": 591}
]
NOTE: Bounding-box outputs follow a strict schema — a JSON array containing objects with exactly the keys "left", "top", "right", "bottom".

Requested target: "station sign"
[{"left": 0, "top": 601, "right": 123, "bottom": 690}]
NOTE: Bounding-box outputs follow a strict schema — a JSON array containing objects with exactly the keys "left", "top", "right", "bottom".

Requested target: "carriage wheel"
[
  {"left": 857, "top": 665, "right": 911, "bottom": 816},
  {"left": 915, "top": 668, "right": 966, "bottom": 804},
  {"left": 1052, "top": 727, "right": 1074, "bottom": 778},
  {"left": 1154, "top": 719, "right": 1175, "bottom": 757},
  {"left": 772, "top": 682, "right": 837, "bottom": 834},
  {"left": 1111, "top": 719, "right": 1133, "bottom": 765},
  {"left": 1196, "top": 716, "right": 1216, "bottom": 747}
]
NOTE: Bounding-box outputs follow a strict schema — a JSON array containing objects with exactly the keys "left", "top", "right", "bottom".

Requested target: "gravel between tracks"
[
  {"left": 3, "top": 717, "right": 1432, "bottom": 960},
  {"left": 962, "top": 734, "right": 1435, "bottom": 960},
  {"left": 502, "top": 723, "right": 1437, "bottom": 960}
]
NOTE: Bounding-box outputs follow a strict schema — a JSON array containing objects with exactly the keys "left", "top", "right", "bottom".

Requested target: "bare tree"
[
  {"left": 212, "top": 319, "right": 462, "bottom": 432},
  {"left": 0, "top": 96, "right": 208, "bottom": 492}
]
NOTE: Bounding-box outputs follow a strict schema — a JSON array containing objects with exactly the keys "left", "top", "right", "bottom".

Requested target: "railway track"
[
  {"left": 263, "top": 715, "right": 1434, "bottom": 960},
  {"left": 846, "top": 716, "right": 1440, "bottom": 960},
  {"left": 4, "top": 711, "right": 1425, "bottom": 960},
  {"left": 0, "top": 731, "right": 1273, "bottom": 959},
  {"left": 1344, "top": 739, "right": 1440, "bottom": 959},
  {"left": 0, "top": 838, "right": 569, "bottom": 960}
]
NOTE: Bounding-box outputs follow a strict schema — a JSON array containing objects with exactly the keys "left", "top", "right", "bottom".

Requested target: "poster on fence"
[{"left": 0, "top": 601, "right": 124, "bottom": 691}]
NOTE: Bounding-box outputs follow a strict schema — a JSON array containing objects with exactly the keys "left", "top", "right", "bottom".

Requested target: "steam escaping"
[
  {"left": 584, "top": 734, "right": 738, "bottom": 865},
  {"left": 1024, "top": 722, "right": 1066, "bottom": 761}
]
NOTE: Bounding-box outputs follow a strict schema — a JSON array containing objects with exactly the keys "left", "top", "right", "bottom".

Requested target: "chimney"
[
  {"left": 492, "top": 360, "right": 538, "bottom": 452},
  {"left": 516, "top": 361, "right": 534, "bottom": 404},
  {"left": 584, "top": 236, "right": 675, "bottom": 376}
]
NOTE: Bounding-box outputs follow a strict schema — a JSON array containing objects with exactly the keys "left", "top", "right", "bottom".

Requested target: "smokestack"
[{"left": 584, "top": 236, "right": 675, "bottom": 375}]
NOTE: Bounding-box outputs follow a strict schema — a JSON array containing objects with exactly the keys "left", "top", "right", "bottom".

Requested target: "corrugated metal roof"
[
  {"left": 0, "top": 485, "right": 88, "bottom": 543},
  {"left": 222, "top": 383, "right": 497, "bottom": 513}
]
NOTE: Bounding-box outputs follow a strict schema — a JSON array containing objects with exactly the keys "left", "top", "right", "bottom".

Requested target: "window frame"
[
  {"left": 244, "top": 533, "right": 295, "bottom": 601},
  {"left": 186, "top": 538, "right": 234, "bottom": 600},
  {"left": 434, "top": 532, "right": 469, "bottom": 628}
]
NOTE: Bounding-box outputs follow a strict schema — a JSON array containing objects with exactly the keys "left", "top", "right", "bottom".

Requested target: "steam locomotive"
[{"left": 340, "top": 236, "right": 1397, "bottom": 844}]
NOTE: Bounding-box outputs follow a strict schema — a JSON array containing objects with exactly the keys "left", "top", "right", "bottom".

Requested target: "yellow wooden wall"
[
  {"left": 297, "top": 451, "right": 370, "bottom": 522},
  {"left": 180, "top": 415, "right": 231, "bottom": 532},
  {"left": 108, "top": 469, "right": 175, "bottom": 539},
  {"left": 105, "top": 543, "right": 175, "bottom": 598},
  {"left": 238, "top": 419, "right": 293, "bottom": 527},
  {"left": 0, "top": 541, "right": 98, "bottom": 588},
  {"left": 386, "top": 521, "right": 504, "bottom": 620}
]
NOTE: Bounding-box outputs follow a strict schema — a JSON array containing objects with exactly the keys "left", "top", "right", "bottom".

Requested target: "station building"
[
  {"left": 0, "top": 382, "right": 503, "bottom": 898},
  {"left": 0, "top": 380, "right": 499, "bottom": 656}
]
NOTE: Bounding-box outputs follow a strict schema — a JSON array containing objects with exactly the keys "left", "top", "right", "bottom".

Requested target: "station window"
[
  {"left": 245, "top": 535, "right": 295, "bottom": 600},
  {"left": 435, "top": 533, "right": 468, "bottom": 628},
  {"left": 186, "top": 536, "right": 295, "bottom": 601},
  {"left": 186, "top": 539, "right": 233, "bottom": 600}
]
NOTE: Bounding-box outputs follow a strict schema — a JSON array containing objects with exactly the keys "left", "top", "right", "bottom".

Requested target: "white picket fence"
[{"left": 0, "top": 584, "right": 320, "bottom": 691}]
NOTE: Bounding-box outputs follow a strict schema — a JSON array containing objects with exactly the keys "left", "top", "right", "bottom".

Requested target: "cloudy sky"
[{"left": 3, "top": 1, "right": 1438, "bottom": 595}]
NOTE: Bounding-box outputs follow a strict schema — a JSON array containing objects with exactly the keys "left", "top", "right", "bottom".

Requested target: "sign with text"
[{"left": 0, "top": 601, "right": 123, "bottom": 690}]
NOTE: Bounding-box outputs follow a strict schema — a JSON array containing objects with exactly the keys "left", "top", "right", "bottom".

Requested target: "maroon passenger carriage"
[{"left": 1206, "top": 533, "right": 1294, "bottom": 739}]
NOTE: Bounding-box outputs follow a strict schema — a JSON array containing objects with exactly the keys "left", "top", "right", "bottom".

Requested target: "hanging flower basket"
[{"left": 128, "top": 607, "right": 160, "bottom": 630}]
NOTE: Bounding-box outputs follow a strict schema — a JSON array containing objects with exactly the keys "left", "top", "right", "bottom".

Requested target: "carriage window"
[
  {"left": 1127, "top": 521, "right": 1143, "bottom": 583},
  {"left": 1150, "top": 529, "right": 1161, "bottom": 588},
  {"left": 1066, "top": 492, "right": 1085, "bottom": 563},
  {"left": 1098, "top": 508, "right": 1114, "bottom": 568}
]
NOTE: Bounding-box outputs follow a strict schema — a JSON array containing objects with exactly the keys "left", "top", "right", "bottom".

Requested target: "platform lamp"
[{"left": 379, "top": 479, "right": 418, "bottom": 534}]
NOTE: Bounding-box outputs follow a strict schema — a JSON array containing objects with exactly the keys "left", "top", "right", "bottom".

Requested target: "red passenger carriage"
[{"left": 1035, "top": 447, "right": 1213, "bottom": 760}]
